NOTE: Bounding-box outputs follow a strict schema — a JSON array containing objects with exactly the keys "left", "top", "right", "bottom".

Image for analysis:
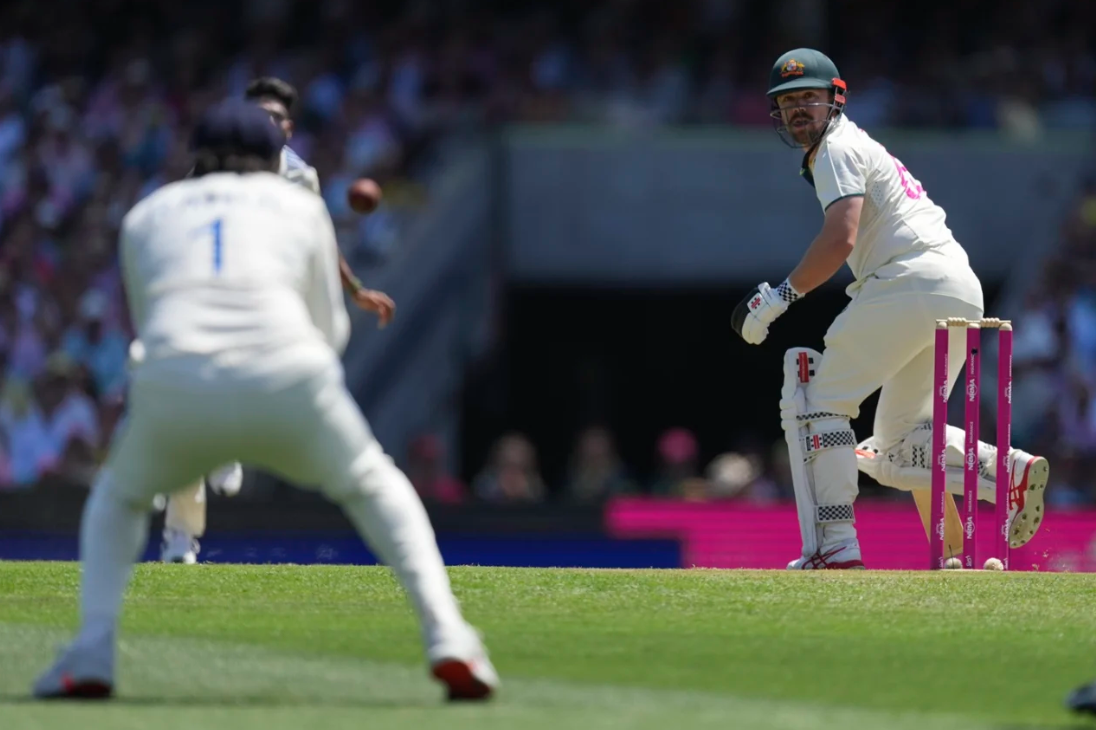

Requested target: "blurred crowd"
[
  {"left": 1010, "top": 178, "right": 1096, "bottom": 509},
  {"left": 407, "top": 426, "right": 792, "bottom": 506},
  {"left": 1, "top": 0, "right": 1095, "bottom": 491}
]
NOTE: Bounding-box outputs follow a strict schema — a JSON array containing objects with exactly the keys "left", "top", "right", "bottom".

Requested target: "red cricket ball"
[{"left": 347, "top": 178, "right": 382, "bottom": 214}]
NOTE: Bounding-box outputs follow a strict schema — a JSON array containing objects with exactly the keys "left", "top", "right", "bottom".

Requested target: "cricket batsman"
[
  {"left": 33, "top": 100, "right": 496, "bottom": 700},
  {"left": 160, "top": 77, "right": 395, "bottom": 564},
  {"left": 731, "top": 48, "right": 1049, "bottom": 569}
]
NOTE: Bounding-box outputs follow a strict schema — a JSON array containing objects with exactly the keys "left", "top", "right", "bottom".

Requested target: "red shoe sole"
[
  {"left": 824, "top": 560, "right": 865, "bottom": 569},
  {"left": 431, "top": 660, "right": 493, "bottom": 701},
  {"left": 45, "top": 678, "right": 113, "bottom": 700}
]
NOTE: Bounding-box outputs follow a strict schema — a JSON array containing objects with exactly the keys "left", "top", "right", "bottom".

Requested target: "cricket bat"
[{"left": 911, "top": 488, "right": 964, "bottom": 558}]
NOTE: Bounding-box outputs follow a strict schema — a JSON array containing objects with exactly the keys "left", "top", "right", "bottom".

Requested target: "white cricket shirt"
[
  {"left": 119, "top": 172, "right": 350, "bottom": 382},
  {"left": 807, "top": 115, "right": 981, "bottom": 304}
]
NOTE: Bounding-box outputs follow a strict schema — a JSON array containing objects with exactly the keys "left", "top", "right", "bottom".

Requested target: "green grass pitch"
[{"left": 1, "top": 562, "right": 1095, "bottom": 729}]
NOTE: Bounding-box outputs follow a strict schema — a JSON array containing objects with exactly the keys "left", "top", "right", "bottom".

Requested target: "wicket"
[{"left": 930, "top": 318, "right": 1013, "bottom": 571}]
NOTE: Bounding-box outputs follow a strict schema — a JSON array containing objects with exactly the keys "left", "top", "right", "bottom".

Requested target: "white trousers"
[
  {"left": 89, "top": 355, "right": 468, "bottom": 651},
  {"left": 808, "top": 273, "right": 984, "bottom": 452},
  {"left": 784, "top": 261, "right": 986, "bottom": 559},
  {"left": 110, "top": 359, "right": 393, "bottom": 505}
]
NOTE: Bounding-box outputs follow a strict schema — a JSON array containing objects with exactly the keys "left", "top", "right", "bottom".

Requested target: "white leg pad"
[
  {"left": 857, "top": 424, "right": 1005, "bottom": 503},
  {"left": 781, "top": 348, "right": 860, "bottom": 558}
]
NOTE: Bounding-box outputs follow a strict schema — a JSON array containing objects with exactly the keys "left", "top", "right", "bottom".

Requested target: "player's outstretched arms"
[
  {"left": 339, "top": 255, "right": 396, "bottom": 328},
  {"left": 350, "top": 287, "right": 396, "bottom": 328}
]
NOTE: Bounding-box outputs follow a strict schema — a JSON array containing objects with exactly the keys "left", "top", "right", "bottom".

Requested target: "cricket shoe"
[
  {"left": 1007, "top": 451, "right": 1048, "bottom": 549},
  {"left": 787, "top": 542, "right": 865, "bottom": 570},
  {"left": 161, "top": 528, "right": 198, "bottom": 564},
  {"left": 206, "top": 462, "right": 244, "bottom": 497},
  {"left": 33, "top": 633, "right": 114, "bottom": 700},
  {"left": 428, "top": 625, "right": 499, "bottom": 701},
  {"left": 1067, "top": 680, "right": 1096, "bottom": 716}
]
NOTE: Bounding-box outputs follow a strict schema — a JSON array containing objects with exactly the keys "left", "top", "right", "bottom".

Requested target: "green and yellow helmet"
[{"left": 766, "top": 48, "right": 847, "bottom": 148}]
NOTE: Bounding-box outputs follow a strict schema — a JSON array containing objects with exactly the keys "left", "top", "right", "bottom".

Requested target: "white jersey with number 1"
[
  {"left": 119, "top": 171, "right": 349, "bottom": 385},
  {"left": 807, "top": 115, "right": 979, "bottom": 306}
]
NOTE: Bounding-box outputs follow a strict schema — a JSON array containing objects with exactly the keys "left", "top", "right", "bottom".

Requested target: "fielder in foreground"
[
  {"left": 32, "top": 100, "right": 497, "bottom": 701},
  {"left": 731, "top": 48, "right": 1048, "bottom": 569},
  {"left": 160, "top": 77, "right": 395, "bottom": 564}
]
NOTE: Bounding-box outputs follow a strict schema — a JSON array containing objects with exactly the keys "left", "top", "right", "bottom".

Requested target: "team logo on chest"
[{"left": 780, "top": 59, "right": 805, "bottom": 78}]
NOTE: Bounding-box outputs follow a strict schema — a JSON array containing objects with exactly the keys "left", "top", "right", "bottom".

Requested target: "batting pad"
[
  {"left": 781, "top": 348, "right": 860, "bottom": 558},
  {"left": 856, "top": 424, "right": 1000, "bottom": 503}
]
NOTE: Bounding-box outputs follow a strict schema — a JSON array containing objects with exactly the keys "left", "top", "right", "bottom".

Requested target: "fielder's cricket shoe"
[
  {"left": 428, "top": 625, "right": 499, "bottom": 701},
  {"left": 1007, "top": 451, "right": 1048, "bottom": 549},
  {"left": 33, "top": 634, "right": 114, "bottom": 700},
  {"left": 1066, "top": 680, "right": 1096, "bottom": 716},
  {"left": 161, "top": 528, "right": 198, "bottom": 564},
  {"left": 787, "top": 542, "right": 865, "bottom": 570},
  {"left": 206, "top": 462, "right": 244, "bottom": 497}
]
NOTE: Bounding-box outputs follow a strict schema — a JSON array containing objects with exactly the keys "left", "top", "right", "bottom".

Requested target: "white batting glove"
[
  {"left": 779, "top": 396, "right": 798, "bottom": 429},
  {"left": 731, "top": 281, "right": 799, "bottom": 345}
]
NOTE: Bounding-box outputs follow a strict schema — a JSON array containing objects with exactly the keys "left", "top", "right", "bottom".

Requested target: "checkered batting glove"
[{"left": 731, "top": 280, "right": 800, "bottom": 345}]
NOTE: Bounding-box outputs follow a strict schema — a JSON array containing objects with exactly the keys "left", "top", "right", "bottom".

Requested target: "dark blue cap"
[{"left": 190, "top": 99, "right": 285, "bottom": 162}]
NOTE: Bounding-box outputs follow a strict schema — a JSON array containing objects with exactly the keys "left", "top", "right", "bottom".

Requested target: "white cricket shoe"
[
  {"left": 427, "top": 624, "right": 499, "bottom": 701},
  {"left": 206, "top": 462, "right": 243, "bottom": 497},
  {"left": 1008, "top": 452, "right": 1049, "bottom": 549},
  {"left": 33, "top": 632, "right": 114, "bottom": 700},
  {"left": 161, "top": 528, "right": 198, "bottom": 564},
  {"left": 787, "top": 541, "right": 865, "bottom": 570}
]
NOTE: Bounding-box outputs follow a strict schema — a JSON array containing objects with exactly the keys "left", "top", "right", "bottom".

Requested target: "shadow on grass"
[
  {"left": 999, "top": 719, "right": 1091, "bottom": 723},
  {"left": 0, "top": 692, "right": 446, "bottom": 709}
]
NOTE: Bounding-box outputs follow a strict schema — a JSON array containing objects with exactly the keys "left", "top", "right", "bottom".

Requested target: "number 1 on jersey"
[{"left": 210, "top": 218, "right": 224, "bottom": 273}]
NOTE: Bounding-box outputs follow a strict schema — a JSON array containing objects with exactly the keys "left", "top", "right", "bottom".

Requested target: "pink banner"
[{"left": 606, "top": 498, "right": 1096, "bottom": 572}]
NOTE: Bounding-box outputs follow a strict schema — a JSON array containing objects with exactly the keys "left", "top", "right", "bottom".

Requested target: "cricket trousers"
[{"left": 807, "top": 262, "right": 985, "bottom": 453}]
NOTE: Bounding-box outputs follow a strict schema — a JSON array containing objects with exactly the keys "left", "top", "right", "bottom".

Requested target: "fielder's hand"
[
  {"left": 351, "top": 288, "right": 396, "bottom": 328},
  {"left": 731, "top": 282, "right": 788, "bottom": 345}
]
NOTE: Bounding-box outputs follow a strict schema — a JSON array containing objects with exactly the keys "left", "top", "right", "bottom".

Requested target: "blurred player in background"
[
  {"left": 245, "top": 77, "right": 394, "bottom": 314},
  {"left": 731, "top": 49, "right": 1049, "bottom": 569},
  {"left": 33, "top": 100, "right": 497, "bottom": 701},
  {"left": 160, "top": 77, "right": 395, "bottom": 564}
]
